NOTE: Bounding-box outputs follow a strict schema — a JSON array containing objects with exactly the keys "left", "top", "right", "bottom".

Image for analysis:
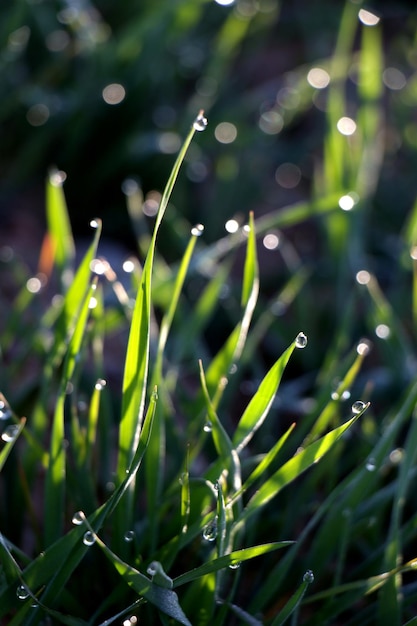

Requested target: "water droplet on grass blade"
[
  {"left": 366, "top": 458, "right": 376, "bottom": 472},
  {"left": 0, "top": 407, "right": 12, "bottom": 420},
  {"left": 352, "top": 400, "right": 366, "bottom": 414},
  {"left": 72, "top": 511, "right": 85, "bottom": 525},
  {"left": 303, "top": 570, "right": 314, "bottom": 583},
  {"left": 229, "top": 560, "right": 241, "bottom": 570},
  {"left": 191, "top": 223, "right": 204, "bottom": 236},
  {"left": 295, "top": 332, "right": 308, "bottom": 349},
  {"left": 90, "top": 219, "right": 100, "bottom": 229},
  {"left": 95, "top": 378, "right": 107, "bottom": 391},
  {"left": 16, "top": 584, "right": 29, "bottom": 600},
  {"left": 124, "top": 530, "right": 135, "bottom": 542},
  {"left": 203, "top": 421, "right": 212, "bottom": 433},
  {"left": 202, "top": 519, "right": 217, "bottom": 542},
  {"left": 1, "top": 424, "right": 19, "bottom": 442},
  {"left": 193, "top": 110, "right": 208, "bottom": 131},
  {"left": 83, "top": 531, "right": 95, "bottom": 546}
]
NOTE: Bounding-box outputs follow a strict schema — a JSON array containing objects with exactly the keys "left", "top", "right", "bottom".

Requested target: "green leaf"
[
  {"left": 241, "top": 409, "right": 367, "bottom": 523},
  {"left": 233, "top": 341, "right": 295, "bottom": 452},
  {"left": 270, "top": 575, "right": 312, "bottom": 626},
  {"left": 173, "top": 542, "right": 293, "bottom": 587},
  {"left": 45, "top": 171, "right": 75, "bottom": 280}
]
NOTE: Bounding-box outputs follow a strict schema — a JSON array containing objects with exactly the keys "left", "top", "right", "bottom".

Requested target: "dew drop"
[
  {"left": 203, "top": 420, "right": 212, "bottom": 433},
  {"left": 89, "top": 219, "right": 99, "bottom": 229},
  {"left": 1, "top": 424, "right": 19, "bottom": 442},
  {"left": 124, "top": 530, "right": 135, "bottom": 542},
  {"left": 16, "top": 584, "right": 29, "bottom": 600},
  {"left": 357, "top": 340, "right": 371, "bottom": 356},
  {"left": 83, "top": 531, "right": 96, "bottom": 546},
  {"left": 352, "top": 400, "right": 366, "bottom": 414},
  {"left": 295, "top": 332, "right": 308, "bottom": 349},
  {"left": 0, "top": 407, "right": 12, "bottom": 421},
  {"left": 341, "top": 390, "right": 351, "bottom": 401},
  {"left": 71, "top": 511, "right": 85, "bottom": 525},
  {"left": 95, "top": 378, "right": 107, "bottom": 391},
  {"left": 303, "top": 569, "right": 314, "bottom": 584},
  {"left": 366, "top": 458, "right": 376, "bottom": 472},
  {"left": 147, "top": 562, "right": 157, "bottom": 576},
  {"left": 191, "top": 223, "right": 205, "bottom": 237},
  {"left": 193, "top": 110, "right": 208, "bottom": 132},
  {"left": 229, "top": 560, "right": 241, "bottom": 570},
  {"left": 331, "top": 391, "right": 340, "bottom": 401},
  {"left": 202, "top": 519, "right": 217, "bottom": 542}
]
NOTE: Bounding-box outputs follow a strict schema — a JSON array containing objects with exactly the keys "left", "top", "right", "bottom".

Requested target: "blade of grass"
[
  {"left": 44, "top": 279, "right": 96, "bottom": 545},
  {"left": 238, "top": 406, "right": 367, "bottom": 526},
  {"left": 233, "top": 339, "right": 296, "bottom": 452},
  {"left": 173, "top": 541, "right": 293, "bottom": 587},
  {"left": 45, "top": 170, "right": 75, "bottom": 283},
  {"left": 145, "top": 232, "right": 199, "bottom": 552},
  {"left": 116, "top": 116, "right": 201, "bottom": 546},
  {"left": 270, "top": 573, "right": 313, "bottom": 626},
  {"left": 0, "top": 390, "right": 157, "bottom": 623}
]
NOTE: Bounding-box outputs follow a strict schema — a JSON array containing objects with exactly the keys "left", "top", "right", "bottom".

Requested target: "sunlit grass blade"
[
  {"left": 239, "top": 407, "right": 367, "bottom": 525},
  {"left": 45, "top": 170, "right": 75, "bottom": 283},
  {"left": 227, "top": 423, "right": 295, "bottom": 510},
  {"left": 117, "top": 116, "right": 199, "bottom": 489},
  {"left": 204, "top": 212, "right": 259, "bottom": 407},
  {"left": 233, "top": 339, "right": 296, "bottom": 452},
  {"left": 173, "top": 542, "right": 293, "bottom": 588},
  {"left": 308, "top": 343, "right": 369, "bottom": 441},
  {"left": 145, "top": 232, "right": 199, "bottom": 551},
  {"left": 44, "top": 279, "right": 96, "bottom": 545}
]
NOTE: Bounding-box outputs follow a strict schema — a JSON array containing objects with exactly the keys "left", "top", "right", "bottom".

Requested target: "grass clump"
[
  {"left": 1, "top": 109, "right": 416, "bottom": 626},
  {"left": 2, "top": 6, "right": 417, "bottom": 625}
]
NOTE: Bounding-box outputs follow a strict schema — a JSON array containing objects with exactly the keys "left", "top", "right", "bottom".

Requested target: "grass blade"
[
  {"left": 233, "top": 340, "right": 296, "bottom": 452},
  {"left": 240, "top": 407, "right": 367, "bottom": 524}
]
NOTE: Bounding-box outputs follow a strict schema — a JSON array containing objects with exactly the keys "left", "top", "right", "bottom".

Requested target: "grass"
[{"left": 2, "top": 3, "right": 417, "bottom": 625}]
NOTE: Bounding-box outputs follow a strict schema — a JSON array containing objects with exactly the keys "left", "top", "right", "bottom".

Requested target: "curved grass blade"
[
  {"left": 233, "top": 339, "right": 296, "bottom": 453},
  {"left": 44, "top": 279, "right": 97, "bottom": 545},
  {"left": 45, "top": 170, "right": 75, "bottom": 283},
  {"left": 145, "top": 233, "right": 199, "bottom": 552},
  {"left": 204, "top": 212, "right": 259, "bottom": 407},
  {"left": 117, "top": 114, "right": 200, "bottom": 478},
  {"left": 81, "top": 522, "right": 192, "bottom": 626},
  {"left": 239, "top": 406, "right": 367, "bottom": 525},
  {"left": 173, "top": 542, "right": 293, "bottom": 588}
]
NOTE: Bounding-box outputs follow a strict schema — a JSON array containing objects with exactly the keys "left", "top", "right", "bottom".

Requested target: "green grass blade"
[
  {"left": 233, "top": 340, "right": 296, "bottom": 452},
  {"left": 0, "top": 391, "right": 157, "bottom": 622},
  {"left": 117, "top": 116, "right": 199, "bottom": 477},
  {"left": 44, "top": 280, "right": 96, "bottom": 545},
  {"left": 204, "top": 212, "right": 259, "bottom": 406},
  {"left": 270, "top": 574, "right": 312, "bottom": 626},
  {"left": 82, "top": 524, "right": 192, "bottom": 626},
  {"left": 45, "top": 170, "right": 75, "bottom": 281},
  {"left": 173, "top": 542, "right": 293, "bottom": 587},
  {"left": 227, "top": 423, "right": 295, "bottom": 510},
  {"left": 145, "top": 233, "right": 199, "bottom": 552},
  {"left": 240, "top": 408, "right": 367, "bottom": 524}
]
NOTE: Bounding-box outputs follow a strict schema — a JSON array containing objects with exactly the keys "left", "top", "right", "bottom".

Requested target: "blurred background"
[{"left": 2, "top": 0, "right": 417, "bottom": 394}]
